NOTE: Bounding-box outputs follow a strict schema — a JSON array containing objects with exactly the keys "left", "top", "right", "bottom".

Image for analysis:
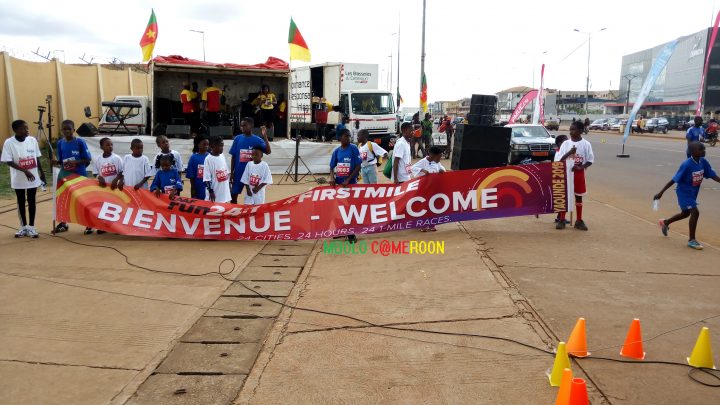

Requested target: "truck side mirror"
[{"left": 84, "top": 106, "right": 92, "bottom": 118}]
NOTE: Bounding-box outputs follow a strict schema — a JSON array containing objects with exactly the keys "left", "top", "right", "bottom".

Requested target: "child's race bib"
[
  {"left": 216, "top": 169, "right": 228, "bottom": 182},
  {"left": 163, "top": 185, "right": 175, "bottom": 193},
  {"left": 405, "top": 163, "right": 413, "bottom": 175},
  {"left": 336, "top": 162, "right": 351, "bottom": 176},
  {"left": 100, "top": 163, "right": 117, "bottom": 177},
  {"left": 574, "top": 155, "right": 584, "bottom": 165},
  {"left": 63, "top": 158, "right": 77, "bottom": 170},
  {"left": 361, "top": 151, "right": 368, "bottom": 161},
  {"left": 197, "top": 164, "right": 204, "bottom": 179},
  {"left": 239, "top": 149, "right": 253, "bottom": 162},
  {"left": 249, "top": 173, "right": 261, "bottom": 186},
  {"left": 692, "top": 170, "right": 704, "bottom": 187},
  {"left": 18, "top": 156, "right": 36, "bottom": 170}
]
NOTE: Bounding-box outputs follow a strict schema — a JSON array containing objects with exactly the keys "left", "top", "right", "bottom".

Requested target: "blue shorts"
[
  {"left": 676, "top": 189, "right": 698, "bottom": 211},
  {"left": 231, "top": 181, "right": 245, "bottom": 195}
]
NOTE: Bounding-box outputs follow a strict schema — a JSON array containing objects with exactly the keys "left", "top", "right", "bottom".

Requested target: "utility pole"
[
  {"left": 623, "top": 74, "right": 638, "bottom": 115},
  {"left": 574, "top": 28, "right": 606, "bottom": 117},
  {"left": 420, "top": 0, "right": 426, "bottom": 111},
  {"left": 396, "top": 14, "right": 401, "bottom": 110}
]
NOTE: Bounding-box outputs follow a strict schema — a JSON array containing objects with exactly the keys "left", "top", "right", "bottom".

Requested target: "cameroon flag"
[
  {"left": 139, "top": 9, "right": 158, "bottom": 62},
  {"left": 420, "top": 73, "right": 428, "bottom": 113},
  {"left": 288, "top": 18, "right": 310, "bottom": 62}
]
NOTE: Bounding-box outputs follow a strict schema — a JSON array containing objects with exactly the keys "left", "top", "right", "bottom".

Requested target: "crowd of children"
[{"left": 4, "top": 115, "right": 718, "bottom": 250}]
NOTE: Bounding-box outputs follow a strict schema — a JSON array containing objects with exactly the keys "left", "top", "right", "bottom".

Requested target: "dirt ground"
[{"left": 1, "top": 165, "right": 719, "bottom": 404}]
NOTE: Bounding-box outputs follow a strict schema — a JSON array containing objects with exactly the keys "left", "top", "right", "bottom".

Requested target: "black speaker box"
[
  {"left": 165, "top": 125, "right": 191, "bottom": 138},
  {"left": 451, "top": 124, "right": 511, "bottom": 170},
  {"left": 77, "top": 122, "right": 98, "bottom": 137},
  {"left": 209, "top": 126, "right": 234, "bottom": 139},
  {"left": 466, "top": 113, "right": 495, "bottom": 126},
  {"left": 471, "top": 94, "right": 498, "bottom": 105}
]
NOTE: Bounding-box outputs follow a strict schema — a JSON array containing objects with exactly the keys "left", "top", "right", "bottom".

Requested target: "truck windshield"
[{"left": 351, "top": 93, "right": 395, "bottom": 115}]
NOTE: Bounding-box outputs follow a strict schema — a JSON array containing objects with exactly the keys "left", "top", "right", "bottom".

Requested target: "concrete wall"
[{"left": 0, "top": 52, "right": 148, "bottom": 144}]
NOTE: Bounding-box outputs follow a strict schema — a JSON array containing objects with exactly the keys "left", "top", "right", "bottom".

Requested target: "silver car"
[{"left": 505, "top": 124, "right": 557, "bottom": 164}]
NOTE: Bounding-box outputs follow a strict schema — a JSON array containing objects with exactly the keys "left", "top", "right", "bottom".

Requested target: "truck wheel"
[{"left": 663, "top": 128, "right": 668, "bottom": 134}]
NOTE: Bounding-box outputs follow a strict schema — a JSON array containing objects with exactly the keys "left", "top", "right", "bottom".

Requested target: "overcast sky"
[{"left": 1, "top": 0, "right": 719, "bottom": 106}]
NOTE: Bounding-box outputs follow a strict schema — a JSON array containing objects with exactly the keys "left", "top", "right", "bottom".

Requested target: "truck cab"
[{"left": 339, "top": 90, "right": 396, "bottom": 148}]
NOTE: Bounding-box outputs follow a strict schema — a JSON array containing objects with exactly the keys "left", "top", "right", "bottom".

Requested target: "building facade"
[{"left": 608, "top": 28, "right": 720, "bottom": 116}]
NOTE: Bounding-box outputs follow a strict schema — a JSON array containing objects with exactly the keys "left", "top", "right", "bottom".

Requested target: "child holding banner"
[
  {"left": 241, "top": 146, "right": 272, "bottom": 205},
  {"left": 329, "top": 129, "right": 362, "bottom": 187},
  {"left": 555, "top": 121, "right": 594, "bottom": 231},
  {"left": 186, "top": 136, "right": 209, "bottom": 200},
  {"left": 153, "top": 135, "right": 184, "bottom": 178},
  {"left": 203, "top": 136, "right": 231, "bottom": 203},
  {"left": 654, "top": 142, "right": 720, "bottom": 250},
  {"left": 151, "top": 155, "right": 183, "bottom": 198},
  {"left": 412, "top": 146, "right": 446, "bottom": 232},
  {"left": 53, "top": 120, "right": 92, "bottom": 234}
]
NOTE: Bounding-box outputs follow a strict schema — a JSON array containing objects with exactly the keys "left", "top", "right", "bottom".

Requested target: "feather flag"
[
  {"left": 139, "top": 9, "right": 158, "bottom": 62},
  {"left": 288, "top": 18, "right": 311, "bottom": 62},
  {"left": 420, "top": 73, "right": 428, "bottom": 113}
]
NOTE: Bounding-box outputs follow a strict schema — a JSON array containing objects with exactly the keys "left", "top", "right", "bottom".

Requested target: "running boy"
[
  {"left": 122, "top": 139, "right": 152, "bottom": 190},
  {"left": 686, "top": 116, "right": 705, "bottom": 158},
  {"left": 654, "top": 142, "right": 720, "bottom": 250},
  {"left": 357, "top": 129, "right": 388, "bottom": 184},
  {"left": 240, "top": 146, "right": 273, "bottom": 205},
  {"left": 53, "top": 119, "right": 91, "bottom": 233},
  {"left": 1, "top": 120, "right": 46, "bottom": 238},
  {"left": 150, "top": 155, "right": 183, "bottom": 198},
  {"left": 555, "top": 120, "right": 594, "bottom": 231},
  {"left": 203, "top": 136, "right": 232, "bottom": 203},
  {"left": 153, "top": 135, "right": 184, "bottom": 175},
  {"left": 186, "top": 136, "right": 209, "bottom": 199}
]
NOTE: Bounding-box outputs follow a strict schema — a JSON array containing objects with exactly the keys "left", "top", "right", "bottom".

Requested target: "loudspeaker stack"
[{"left": 451, "top": 94, "right": 509, "bottom": 170}]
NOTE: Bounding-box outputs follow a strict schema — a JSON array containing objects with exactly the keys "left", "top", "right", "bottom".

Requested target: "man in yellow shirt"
[
  {"left": 180, "top": 83, "right": 197, "bottom": 131},
  {"left": 253, "top": 84, "right": 277, "bottom": 130},
  {"left": 202, "top": 79, "right": 222, "bottom": 127}
]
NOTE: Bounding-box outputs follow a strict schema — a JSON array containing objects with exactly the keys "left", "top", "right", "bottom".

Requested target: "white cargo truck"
[{"left": 289, "top": 62, "right": 396, "bottom": 147}]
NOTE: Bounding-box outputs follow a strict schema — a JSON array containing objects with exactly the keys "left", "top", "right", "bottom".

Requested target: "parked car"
[
  {"left": 505, "top": 124, "right": 556, "bottom": 164},
  {"left": 611, "top": 119, "right": 626, "bottom": 131},
  {"left": 588, "top": 119, "right": 610, "bottom": 131},
  {"left": 645, "top": 118, "right": 670, "bottom": 134},
  {"left": 544, "top": 119, "right": 560, "bottom": 130}
]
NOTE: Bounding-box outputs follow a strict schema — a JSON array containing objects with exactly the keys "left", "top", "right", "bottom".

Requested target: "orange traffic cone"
[
  {"left": 555, "top": 368, "right": 573, "bottom": 405},
  {"left": 567, "top": 318, "right": 590, "bottom": 358},
  {"left": 620, "top": 318, "right": 646, "bottom": 360},
  {"left": 568, "top": 377, "right": 589, "bottom": 405}
]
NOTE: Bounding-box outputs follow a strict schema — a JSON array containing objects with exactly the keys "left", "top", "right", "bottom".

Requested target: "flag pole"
[
  {"left": 396, "top": 12, "right": 401, "bottom": 110},
  {"left": 420, "top": 0, "right": 426, "bottom": 112}
]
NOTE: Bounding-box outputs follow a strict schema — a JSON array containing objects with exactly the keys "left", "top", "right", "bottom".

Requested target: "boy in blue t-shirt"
[
  {"left": 654, "top": 142, "right": 720, "bottom": 250},
  {"left": 685, "top": 116, "right": 705, "bottom": 158},
  {"left": 229, "top": 117, "right": 271, "bottom": 203},
  {"left": 151, "top": 155, "right": 183, "bottom": 198},
  {"left": 53, "top": 120, "right": 92, "bottom": 233},
  {"left": 186, "top": 136, "right": 209, "bottom": 199},
  {"left": 329, "top": 129, "right": 362, "bottom": 186}
]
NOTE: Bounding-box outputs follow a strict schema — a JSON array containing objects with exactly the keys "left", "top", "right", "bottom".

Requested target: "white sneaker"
[
  {"left": 25, "top": 226, "right": 39, "bottom": 239},
  {"left": 14, "top": 226, "right": 27, "bottom": 238}
]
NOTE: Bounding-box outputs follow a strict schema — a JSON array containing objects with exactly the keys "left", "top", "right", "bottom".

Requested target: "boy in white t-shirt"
[
  {"left": 203, "top": 136, "right": 231, "bottom": 203},
  {"left": 412, "top": 146, "right": 446, "bottom": 232},
  {"left": 554, "top": 120, "right": 594, "bottom": 231},
  {"left": 412, "top": 146, "right": 446, "bottom": 178},
  {"left": 122, "top": 139, "right": 152, "bottom": 190},
  {"left": 87, "top": 137, "right": 124, "bottom": 235},
  {"left": 357, "top": 129, "right": 388, "bottom": 184},
  {"left": 1, "top": 120, "right": 46, "bottom": 238},
  {"left": 392, "top": 122, "right": 414, "bottom": 184},
  {"left": 241, "top": 146, "right": 273, "bottom": 204},
  {"left": 94, "top": 138, "right": 124, "bottom": 189}
]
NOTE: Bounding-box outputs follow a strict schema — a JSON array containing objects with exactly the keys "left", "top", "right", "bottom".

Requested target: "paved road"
[{"left": 582, "top": 132, "right": 720, "bottom": 247}]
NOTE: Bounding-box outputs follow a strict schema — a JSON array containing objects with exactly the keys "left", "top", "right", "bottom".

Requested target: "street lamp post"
[
  {"left": 189, "top": 29, "right": 205, "bottom": 61},
  {"left": 623, "top": 74, "right": 639, "bottom": 115},
  {"left": 574, "top": 28, "right": 606, "bottom": 117}
]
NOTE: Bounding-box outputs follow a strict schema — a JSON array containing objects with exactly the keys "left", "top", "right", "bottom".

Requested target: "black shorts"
[{"left": 261, "top": 108, "right": 275, "bottom": 124}]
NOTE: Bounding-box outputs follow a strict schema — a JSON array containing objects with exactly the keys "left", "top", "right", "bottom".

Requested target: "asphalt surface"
[{"left": 581, "top": 131, "right": 720, "bottom": 247}]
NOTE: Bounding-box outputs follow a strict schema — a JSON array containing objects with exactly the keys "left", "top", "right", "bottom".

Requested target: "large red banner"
[{"left": 56, "top": 163, "right": 568, "bottom": 240}]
